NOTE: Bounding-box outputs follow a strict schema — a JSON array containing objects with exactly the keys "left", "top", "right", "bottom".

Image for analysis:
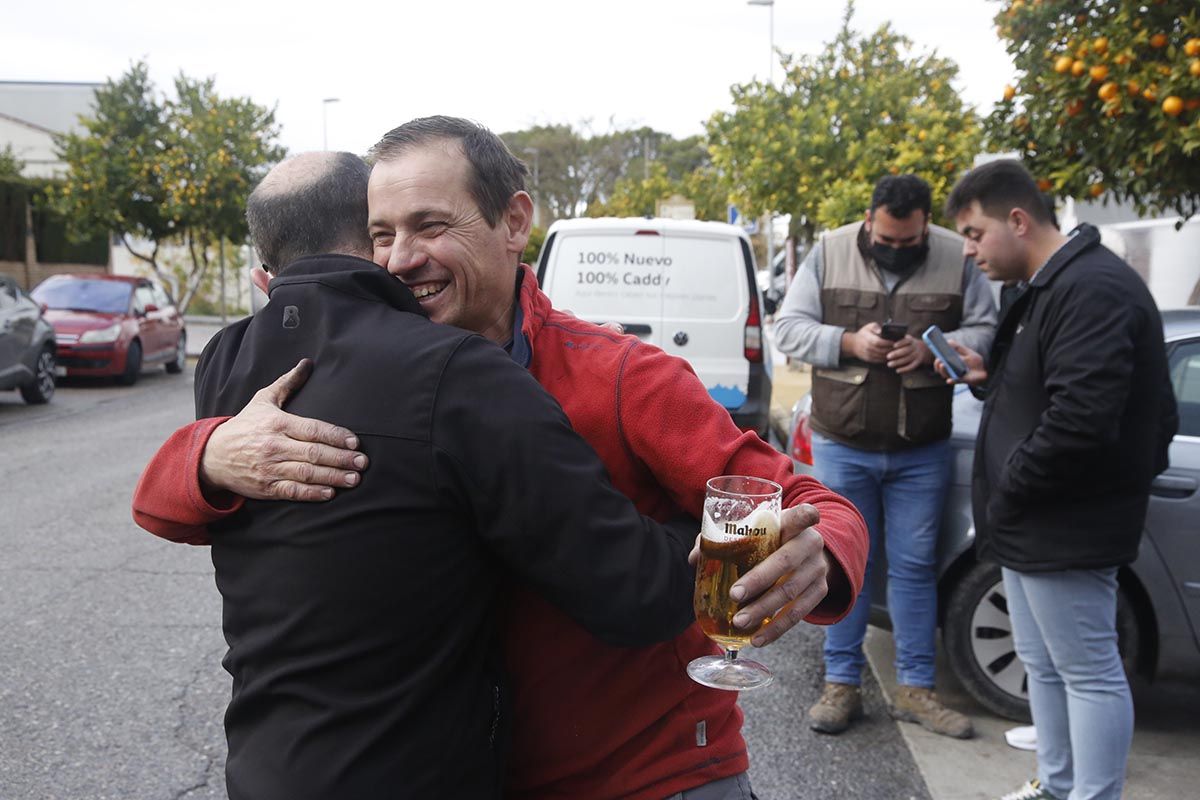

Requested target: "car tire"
[
  {"left": 944, "top": 560, "right": 1142, "bottom": 723},
  {"left": 117, "top": 340, "right": 142, "bottom": 386},
  {"left": 165, "top": 332, "right": 186, "bottom": 374},
  {"left": 19, "top": 346, "right": 56, "bottom": 405}
]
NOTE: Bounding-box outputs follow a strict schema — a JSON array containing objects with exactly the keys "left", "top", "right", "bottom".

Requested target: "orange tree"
[
  {"left": 988, "top": 0, "right": 1200, "bottom": 220},
  {"left": 706, "top": 4, "right": 981, "bottom": 242},
  {"left": 50, "top": 62, "right": 284, "bottom": 311}
]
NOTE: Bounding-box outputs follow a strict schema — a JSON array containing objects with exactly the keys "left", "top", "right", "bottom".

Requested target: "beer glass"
[{"left": 688, "top": 475, "right": 782, "bottom": 691}]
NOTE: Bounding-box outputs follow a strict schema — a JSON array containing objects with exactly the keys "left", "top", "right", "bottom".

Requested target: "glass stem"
[{"left": 724, "top": 649, "right": 738, "bottom": 663}]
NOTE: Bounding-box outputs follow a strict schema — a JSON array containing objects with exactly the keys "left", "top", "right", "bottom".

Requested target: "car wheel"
[
  {"left": 944, "top": 561, "right": 1141, "bottom": 723},
  {"left": 165, "top": 332, "right": 186, "bottom": 374},
  {"left": 19, "top": 346, "right": 56, "bottom": 405},
  {"left": 117, "top": 340, "right": 142, "bottom": 386}
]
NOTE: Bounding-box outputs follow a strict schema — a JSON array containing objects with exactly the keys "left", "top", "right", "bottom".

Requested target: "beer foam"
[{"left": 701, "top": 503, "right": 780, "bottom": 542}]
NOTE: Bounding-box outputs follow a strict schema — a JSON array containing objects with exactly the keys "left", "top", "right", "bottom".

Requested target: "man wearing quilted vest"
[{"left": 774, "top": 174, "right": 997, "bottom": 737}]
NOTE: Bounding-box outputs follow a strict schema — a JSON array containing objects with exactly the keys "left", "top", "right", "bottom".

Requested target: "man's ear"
[
  {"left": 863, "top": 209, "right": 873, "bottom": 232},
  {"left": 1007, "top": 207, "right": 1033, "bottom": 238},
  {"left": 503, "top": 191, "right": 534, "bottom": 260},
  {"left": 251, "top": 268, "right": 271, "bottom": 295}
]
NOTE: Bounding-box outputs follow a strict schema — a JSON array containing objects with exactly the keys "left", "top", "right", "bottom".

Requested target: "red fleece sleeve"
[
  {"left": 616, "top": 345, "right": 867, "bottom": 624},
  {"left": 131, "top": 417, "right": 243, "bottom": 546}
]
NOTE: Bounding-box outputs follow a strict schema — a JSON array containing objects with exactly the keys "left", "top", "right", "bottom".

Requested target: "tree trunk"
[
  {"left": 22, "top": 192, "right": 36, "bottom": 290},
  {"left": 180, "top": 233, "right": 211, "bottom": 315},
  {"left": 119, "top": 235, "right": 167, "bottom": 289}
]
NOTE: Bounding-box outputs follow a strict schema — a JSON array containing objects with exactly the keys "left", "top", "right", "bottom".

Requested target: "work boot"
[
  {"left": 888, "top": 685, "right": 974, "bottom": 739},
  {"left": 807, "top": 681, "right": 863, "bottom": 734},
  {"left": 997, "top": 778, "right": 1059, "bottom": 799}
]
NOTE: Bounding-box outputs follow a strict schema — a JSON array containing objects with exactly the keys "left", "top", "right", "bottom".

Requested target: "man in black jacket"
[
  {"left": 191, "top": 152, "right": 700, "bottom": 799},
  {"left": 942, "top": 160, "right": 1177, "bottom": 800}
]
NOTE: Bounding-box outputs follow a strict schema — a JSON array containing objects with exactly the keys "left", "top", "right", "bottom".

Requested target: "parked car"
[
  {"left": 0, "top": 274, "right": 56, "bottom": 404},
  {"left": 31, "top": 274, "right": 186, "bottom": 386},
  {"left": 788, "top": 308, "right": 1200, "bottom": 720},
  {"left": 756, "top": 247, "right": 791, "bottom": 316},
  {"left": 537, "top": 217, "right": 772, "bottom": 436}
]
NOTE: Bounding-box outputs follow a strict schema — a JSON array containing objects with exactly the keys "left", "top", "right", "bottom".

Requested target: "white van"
[{"left": 536, "top": 217, "right": 773, "bottom": 436}]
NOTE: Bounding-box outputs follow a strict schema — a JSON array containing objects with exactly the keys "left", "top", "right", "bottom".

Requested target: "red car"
[{"left": 31, "top": 274, "right": 186, "bottom": 385}]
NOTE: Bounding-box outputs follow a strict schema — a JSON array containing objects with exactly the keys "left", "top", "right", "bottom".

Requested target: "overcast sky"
[{"left": 4, "top": 0, "right": 1015, "bottom": 155}]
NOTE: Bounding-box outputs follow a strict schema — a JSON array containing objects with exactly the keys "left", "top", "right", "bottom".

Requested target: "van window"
[
  {"left": 661, "top": 235, "right": 743, "bottom": 322},
  {"left": 545, "top": 233, "right": 745, "bottom": 322}
]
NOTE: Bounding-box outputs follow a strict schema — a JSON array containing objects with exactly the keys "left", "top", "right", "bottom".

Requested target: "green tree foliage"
[
  {"left": 48, "top": 62, "right": 284, "bottom": 311},
  {"left": 0, "top": 145, "right": 24, "bottom": 181},
  {"left": 501, "top": 123, "right": 717, "bottom": 222},
  {"left": 588, "top": 161, "right": 727, "bottom": 221},
  {"left": 707, "top": 3, "right": 982, "bottom": 241},
  {"left": 987, "top": 0, "right": 1200, "bottom": 220}
]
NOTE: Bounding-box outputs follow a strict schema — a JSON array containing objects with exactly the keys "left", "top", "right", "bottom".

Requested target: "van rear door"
[
  {"left": 659, "top": 232, "right": 751, "bottom": 411},
  {"left": 539, "top": 228, "right": 666, "bottom": 347}
]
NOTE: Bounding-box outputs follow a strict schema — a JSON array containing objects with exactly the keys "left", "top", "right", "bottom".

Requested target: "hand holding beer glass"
[{"left": 688, "top": 476, "right": 782, "bottom": 691}]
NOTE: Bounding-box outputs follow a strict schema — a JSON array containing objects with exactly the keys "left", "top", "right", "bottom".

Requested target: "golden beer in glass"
[{"left": 688, "top": 476, "right": 782, "bottom": 691}]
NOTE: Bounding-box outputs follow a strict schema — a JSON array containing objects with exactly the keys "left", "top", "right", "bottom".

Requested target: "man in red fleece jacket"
[{"left": 134, "top": 116, "right": 868, "bottom": 800}]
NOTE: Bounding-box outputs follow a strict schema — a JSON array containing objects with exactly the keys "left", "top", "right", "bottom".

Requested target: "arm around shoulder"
[
  {"left": 131, "top": 417, "right": 242, "bottom": 545},
  {"left": 431, "top": 336, "right": 696, "bottom": 647}
]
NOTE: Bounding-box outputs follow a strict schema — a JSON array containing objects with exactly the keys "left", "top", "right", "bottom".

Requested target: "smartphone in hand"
[
  {"left": 880, "top": 321, "right": 908, "bottom": 341},
  {"left": 922, "top": 325, "right": 968, "bottom": 380}
]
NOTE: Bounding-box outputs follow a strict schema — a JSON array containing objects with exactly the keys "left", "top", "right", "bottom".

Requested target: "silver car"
[{"left": 788, "top": 308, "right": 1200, "bottom": 720}]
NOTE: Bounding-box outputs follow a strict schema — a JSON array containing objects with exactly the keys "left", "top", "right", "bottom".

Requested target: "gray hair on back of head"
[{"left": 246, "top": 151, "right": 372, "bottom": 272}]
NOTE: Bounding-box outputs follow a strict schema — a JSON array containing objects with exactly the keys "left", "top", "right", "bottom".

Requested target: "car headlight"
[{"left": 79, "top": 323, "right": 122, "bottom": 344}]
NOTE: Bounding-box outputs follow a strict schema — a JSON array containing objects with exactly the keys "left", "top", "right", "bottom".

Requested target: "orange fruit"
[
  {"left": 1150, "top": 33, "right": 1168, "bottom": 49},
  {"left": 1089, "top": 184, "right": 1105, "bottom": 198},
  {"left": 1093, "top": 36, "right": 1109, "bottom": 54},
  {"left": 1003, "top": 84, "right": 1016, "bottom": 101},
  {"left": 1066, "top": 98, "right": 1085, "bottom": 116},
  {"left": 1143, "top": 87, "right": 1158, "bottom": 102},
  {"left": 1185, "top": 38, "right": 1200, "bottom": 57},
  {"left": 1098, "top": 81, "right": 1120, "bottom": 101},
  {"left": 1127, "top": 80, "right": 1141, "bottom": 96},
  {"left": 1114, "top": 53, "right": 1130, "bottom": 66},
  {"left": 1191, "top": 59, "right": 1200, "bottom": 77},
  {"left": 1071, "top": 60, "right": 1087, "bottom": 77},
  {"left": 918, "top": 129, "right": 928, "bottom": 141},
  {"left": 1089, "top": 64, "right": 1109, "bottom": 82},
  {"left": 1054, "top": 55, "right": 1074, "bottom": 73},
  {"left": 1037, "top": 178, "right": 1053, "bottom": 192},
  {"left": 1163, "top": 96, "right": 1184, "bottom": 116}
]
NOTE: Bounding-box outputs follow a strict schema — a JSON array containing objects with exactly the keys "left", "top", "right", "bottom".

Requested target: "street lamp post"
[
  {"left": 523, "top": 146, "right": 541, "bottom": 229},
  {"left": 322, "top": 97, "right": 340, "bottom": 151},
  {"left": 747, "top": 0, "right": 776, "bottom": 272},
  {"left": 747, "top": 0, "right": 775, "bottom": 84}
]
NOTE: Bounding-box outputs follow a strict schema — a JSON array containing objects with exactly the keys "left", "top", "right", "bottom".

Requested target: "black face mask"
[{"left": 870, "top": 238, "right": 929, "bottom": 276}]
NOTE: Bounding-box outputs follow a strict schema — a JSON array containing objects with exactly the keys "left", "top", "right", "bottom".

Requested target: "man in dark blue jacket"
[
  {"left": 942, "top": 160, "right": 1177, "bottom": 800},
  {"left": 187, "top": 151, "right": 700, "bottom": 799}
]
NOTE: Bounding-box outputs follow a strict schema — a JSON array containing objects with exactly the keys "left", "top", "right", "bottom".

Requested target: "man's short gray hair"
[{"left": 246, "top": 152, "right": 372, "bottom": 272}]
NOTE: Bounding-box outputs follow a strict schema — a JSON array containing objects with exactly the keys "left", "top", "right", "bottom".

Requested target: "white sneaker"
[
  {"left": 998, "top": 778, "right": 1057, "bottom": 800},
  {"left": 1004, "top": 724, "right": 1038, "bottom": 751}
]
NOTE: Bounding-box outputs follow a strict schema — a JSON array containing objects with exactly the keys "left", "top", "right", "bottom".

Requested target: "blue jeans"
[
  {"left": 812, "top": 433, "right": 949, "bottom": 688},
  {"left": 1003, "top": 567, "right": 1133, "bottom": 800}
]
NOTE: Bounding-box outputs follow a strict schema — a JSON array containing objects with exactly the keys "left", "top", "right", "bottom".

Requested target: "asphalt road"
[{"left": 0, "top": 364, "right": 928, "bottom": 800}]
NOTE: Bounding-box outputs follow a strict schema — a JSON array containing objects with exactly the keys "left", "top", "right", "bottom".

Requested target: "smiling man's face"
[{"left": 367, "top": 139, "right": 526, "bottom": 343}]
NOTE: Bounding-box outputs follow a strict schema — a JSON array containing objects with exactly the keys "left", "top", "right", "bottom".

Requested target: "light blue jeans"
[
  {"left": 1003, "top": 567, "right": 1133, "bottom": 800},
  {"left": 812, "top": 433, "right": 950, "bottom": 688}
]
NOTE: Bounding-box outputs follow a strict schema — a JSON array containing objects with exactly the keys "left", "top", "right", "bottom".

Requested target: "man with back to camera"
[
  {"left": 134, "top": 118, "right": 870, "bottom": 800},
  {"left": 773, "top": 174, "right": 996, "bottom": 738},
  {"left": 156, "top": 150, "right": 720, "bottom": 799},
  {"left": 939, "top": 159, "right": 1176, "bottom": 800}
]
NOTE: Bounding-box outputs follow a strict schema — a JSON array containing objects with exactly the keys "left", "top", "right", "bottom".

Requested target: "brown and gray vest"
[{"left": 811, "top": 222, "right": 965, "bottom": 451}]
